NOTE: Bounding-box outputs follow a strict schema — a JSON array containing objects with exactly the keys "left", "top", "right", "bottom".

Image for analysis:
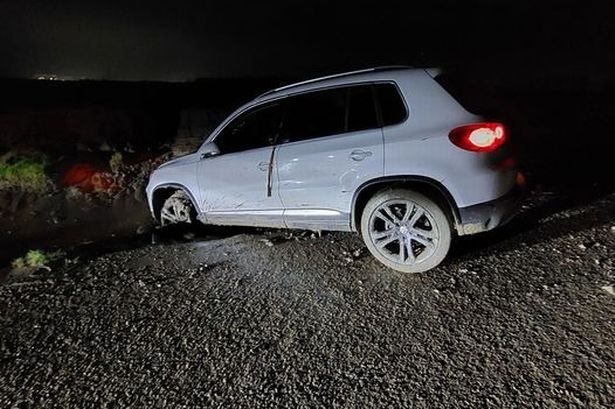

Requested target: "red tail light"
[{"left": 449, "top": 123, "right": 506, "bottom": 152}]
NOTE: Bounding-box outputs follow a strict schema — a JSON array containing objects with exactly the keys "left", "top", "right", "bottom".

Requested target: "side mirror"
[{"left": 199, "top": 142, "right": 220, "bottom": 159}]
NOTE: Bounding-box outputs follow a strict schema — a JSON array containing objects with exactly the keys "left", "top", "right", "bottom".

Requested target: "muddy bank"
[{"left": 0, "top": 147, "right": 168, "bottom": 267}]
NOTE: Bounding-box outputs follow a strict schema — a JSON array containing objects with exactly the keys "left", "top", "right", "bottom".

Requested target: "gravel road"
[{"left": 1, "top": 191, "right": 614, "bottom": 408}]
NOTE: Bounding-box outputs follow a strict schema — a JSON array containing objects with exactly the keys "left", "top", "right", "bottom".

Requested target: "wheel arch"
[
  {"left": 151, "top": 183, "right": 199, "bottom": 222},
  {"left": 351, "top": 176, "right": 461, "bottom": 234}
]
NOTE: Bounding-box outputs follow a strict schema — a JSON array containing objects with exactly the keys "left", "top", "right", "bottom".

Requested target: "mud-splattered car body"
[{"left": 147, "top": 67, "right": 521, "bottom": 272}]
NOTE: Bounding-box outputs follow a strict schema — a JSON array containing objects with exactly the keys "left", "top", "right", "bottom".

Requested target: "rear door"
[{"left": 276, "top": 84, "right": 384, "bottom": 231}]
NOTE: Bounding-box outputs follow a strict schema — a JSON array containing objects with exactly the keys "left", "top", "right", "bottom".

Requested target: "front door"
[{"left": 197, "top": 102, "right": 284, "bottom": 228}]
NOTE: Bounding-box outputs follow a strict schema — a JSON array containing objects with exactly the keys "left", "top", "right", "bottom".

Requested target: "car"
[{"left": 146, "top": 66, "right": 522, "bottom": 273}]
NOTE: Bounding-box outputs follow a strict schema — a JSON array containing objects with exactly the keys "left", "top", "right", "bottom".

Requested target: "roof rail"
[{"left": 257, "top": 65, "right": 412, "bottom": 99}]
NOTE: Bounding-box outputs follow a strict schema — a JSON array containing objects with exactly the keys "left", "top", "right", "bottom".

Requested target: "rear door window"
[
  {"left": 280, "top": 84, "right": 381, "bottom": 143},
  {"left": 347, "top": 85, "right": 379, "bottom": 132},
  {"left": 280, "top": 88, "right": 346, "bottom": 143}
]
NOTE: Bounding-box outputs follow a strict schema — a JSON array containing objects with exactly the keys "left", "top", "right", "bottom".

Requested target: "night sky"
[{"left": 0, "top": 0, "right": 612, "bottom": 81}]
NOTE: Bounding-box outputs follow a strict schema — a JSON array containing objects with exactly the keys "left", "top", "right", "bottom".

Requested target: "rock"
[
  {"left": 260, "top": 239, "right": 274, "bottom": 247},
  {"left": 601, "top": 285, "right": 615, "bottom": 296},
  {"left": 133, "top": 188, "right": 145, "bottom": 203},
  {"left": 577, "top": 244, "right": 586, "bottom": 251}
]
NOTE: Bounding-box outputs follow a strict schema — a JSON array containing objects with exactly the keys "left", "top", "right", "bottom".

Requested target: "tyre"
[
  {"left": 360, "top": 189, "right": 452, "bottom": 273},
  {"left": 159, "top": 190, "right": 194, "bottom": 226}
]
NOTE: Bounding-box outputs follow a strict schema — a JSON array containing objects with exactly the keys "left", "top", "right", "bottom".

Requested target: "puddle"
[{"left": 0, "top": 223, "right": 251, "bottom": 281}]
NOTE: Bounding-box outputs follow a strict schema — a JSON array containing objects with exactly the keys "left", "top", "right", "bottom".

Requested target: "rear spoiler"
[{"left": 425, "top": 67, "right": 442, "bottom": 78}]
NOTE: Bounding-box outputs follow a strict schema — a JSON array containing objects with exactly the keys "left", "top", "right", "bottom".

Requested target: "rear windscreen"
[{"left": 433, "top": 73, "right": 490, "bottom": 115}]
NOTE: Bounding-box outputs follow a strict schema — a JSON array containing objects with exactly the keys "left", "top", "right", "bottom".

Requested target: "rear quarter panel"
[{"left": 385, "top": 72, "right": 516, "bottom": 208}]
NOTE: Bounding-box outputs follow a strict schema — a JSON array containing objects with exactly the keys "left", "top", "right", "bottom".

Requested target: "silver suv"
[{"left": 147, "top": 67, "right": 521, "bottom": 273}]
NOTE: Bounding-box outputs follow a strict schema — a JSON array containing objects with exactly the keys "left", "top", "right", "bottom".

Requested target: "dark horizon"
[{"left": 1, "top": 0, "right": 613, "bottom": 82}]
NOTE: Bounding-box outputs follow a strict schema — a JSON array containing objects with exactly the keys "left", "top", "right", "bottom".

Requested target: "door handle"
[
  {"left": 257, "top": 161, "right": 269, "bottom": 171},
  {"left": 350, "top": 149, "right": 372, "bottom": 161}
]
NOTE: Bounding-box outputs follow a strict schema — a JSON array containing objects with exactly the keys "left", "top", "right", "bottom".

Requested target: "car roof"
[
  {"left": 204, "top": 66, "right": 476, "bottom": 145},
  {"left": 253, "top": 66, "right": 436, "bottom": 103}
]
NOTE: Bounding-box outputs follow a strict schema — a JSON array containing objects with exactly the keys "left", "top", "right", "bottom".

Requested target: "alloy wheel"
[{"left": 367, "top": 200, "right": 439, "bottom": 265}]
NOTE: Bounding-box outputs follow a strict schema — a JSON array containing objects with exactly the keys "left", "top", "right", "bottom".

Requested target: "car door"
[
  {"left": 276, "top": 84, "right": 384, "bottom": 231},
  {"left": 197, "top": 102, "right": 285, "bottom": 228}
]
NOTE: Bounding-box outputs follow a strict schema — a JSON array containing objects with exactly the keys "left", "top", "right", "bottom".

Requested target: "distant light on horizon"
[
  {"left": 34, "top": 74, "right": 94, "bottom": 81},
  {"left": 35, "top": 74, "right": 59, "bottom": 81}
]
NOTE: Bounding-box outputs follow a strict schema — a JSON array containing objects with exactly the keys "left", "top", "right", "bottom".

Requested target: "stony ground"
[{"left": 0, "top": 191, "right": 614, "bottom": 408}]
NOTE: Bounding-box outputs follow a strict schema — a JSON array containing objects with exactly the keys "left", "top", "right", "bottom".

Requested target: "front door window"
[{"left": 214, "top": 103, "right": 281, "bottom": 154}]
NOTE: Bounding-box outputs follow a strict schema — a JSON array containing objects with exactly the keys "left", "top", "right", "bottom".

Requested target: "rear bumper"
[{"left": 457, "top": 176, "right": 524, "bottom": 236}]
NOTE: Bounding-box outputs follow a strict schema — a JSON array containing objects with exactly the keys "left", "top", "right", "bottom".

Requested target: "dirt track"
[{"left": 1, "top": 191, "right": 614, "bottom": 407}]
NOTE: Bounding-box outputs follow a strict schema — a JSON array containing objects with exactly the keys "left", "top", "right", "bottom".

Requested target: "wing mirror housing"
[{"left": 199, "top": 141, "right": 220, "bottom": 159}]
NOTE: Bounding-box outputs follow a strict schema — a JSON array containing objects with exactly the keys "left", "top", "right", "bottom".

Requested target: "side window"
[
  {"left": 375, "top": 83, "right": 407, "bottom": 126},
  {"left": 214, "top": 103, "right": 281, "bottom": 154},
  {"left": 347, "top": 85, "right": 378, "bottom": 132},
  {"left": 280, "top": 88, "right": 346, "bottom": 143}
]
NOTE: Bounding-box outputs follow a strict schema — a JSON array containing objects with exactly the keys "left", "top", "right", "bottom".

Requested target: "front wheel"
[
  {"left": 360, "top": 189, "right": 452, "bottom": 273},
  {"left": 160, "top": 190, "right": 194, "bottom": 226}
]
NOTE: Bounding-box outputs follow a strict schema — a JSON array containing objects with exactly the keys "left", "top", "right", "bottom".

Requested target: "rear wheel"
[
  {"left": 360, "top": 189, "right": 452, "bottom": 273},
  {"left": 160, "top": 190, "right": 194, "bottom": 226}
]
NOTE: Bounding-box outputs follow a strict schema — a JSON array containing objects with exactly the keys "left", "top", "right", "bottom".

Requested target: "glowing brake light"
[{"left": 449, "top": 123, "right": 506, "bottom": 152}]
